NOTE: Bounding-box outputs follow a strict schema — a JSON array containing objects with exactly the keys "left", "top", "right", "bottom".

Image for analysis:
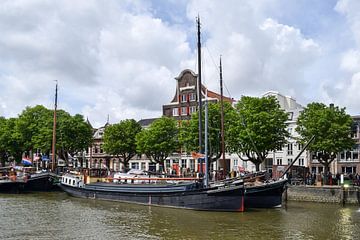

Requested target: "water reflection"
[{"left": 0, "top": 192, "right": 359, "bottom": 240}]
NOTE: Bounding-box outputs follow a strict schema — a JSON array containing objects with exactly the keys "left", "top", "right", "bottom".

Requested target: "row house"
[{"left": 310, "top": 115, "right": 360, "bottom": 175}]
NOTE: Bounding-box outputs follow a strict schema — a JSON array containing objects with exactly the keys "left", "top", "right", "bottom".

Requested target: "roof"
[
  {"left": 138, "top": 118, "right": 159, "bottom": 128},
  {"left": 206, "top": 88, "right": 235, "bottom": 103}
]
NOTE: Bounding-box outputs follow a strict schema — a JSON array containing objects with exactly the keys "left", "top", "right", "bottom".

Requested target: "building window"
[
  {"left": 288, "top": 112, "right": 293, "bottom": 120},
  {"left": 287, "top": 159, "right": 292, "bottom": 165},
  {"left": 189, "top": 93, "right": 196, "bottom": 101},
  {"left": 181, "top": 159, "right": 187, "bottom": 169},
  {"left": 276, "top": 158, "right": 282, "bottom": 165},
  {"left": 353, "top": 152, "right": 359, "bottom": 160},
  {"left": 181, "top": 107, "right": 187, "bottom": 116},
  {"left": 297, "top": 143, "right": 303, "bottom": 151},
  {"left": 131, "top": 162, "right": 139, "bottom": 169},
  {"left": 173, "top": 108, "right": 179, "bottom": 116},
  {"left": 287, "top": 143, "right": 293, "bottom": 155},
  {"left": 141, "top": 162, "right": 146, "bottom": 170},
  {"left": 181, "top": 94, "right": 187, "bottom": 102},
  {"left": 190, "top": 159, "right": 195, "bottom": 170},
  {"left": 189, "top": 106, "right": 197, "bottom": 114},
  {"left": 298, "top": 158, "right": 304, "bottom": 166}
]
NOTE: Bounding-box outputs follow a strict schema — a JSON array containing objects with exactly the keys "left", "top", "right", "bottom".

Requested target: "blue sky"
[{"left": 0, "top": 0, "right": 359, "bottom": 127}]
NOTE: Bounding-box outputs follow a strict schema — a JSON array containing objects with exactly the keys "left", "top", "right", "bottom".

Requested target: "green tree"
[
  {"left": 136, "top": 117, "right": 178, "bottom": 172},
  {"left": 15, "top": 105, "right": 52, "bottom": 155},
  {"left": 227, "top": 96, "right": 289, "bottom": 171},
  {"left": 0, "top": 117, "right": 24, "bottom": 163},
  {"left": 56, "top": 111, "right": 93, "bottom": 161},
  {"left": 15, "top": 105, "right": 93, "bottom": 163},
  {"left": 103, "top": 119, "right": 142, "bottom": 171},
  {"left": 296, "top": 103, "right": 355, "bottom": 178},
  {"left": 179, "top": 102, "right": 235, "bottom": 165}
]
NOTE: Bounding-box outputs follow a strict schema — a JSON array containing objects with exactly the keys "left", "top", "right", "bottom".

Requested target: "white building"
[{"left": 229, "top": 91, "right": 308, "bottom": 177}]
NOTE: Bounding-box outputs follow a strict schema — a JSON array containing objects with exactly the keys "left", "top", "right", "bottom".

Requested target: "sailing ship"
[{"left": 59, "top": 17, "right": 290, "bottom": 211}]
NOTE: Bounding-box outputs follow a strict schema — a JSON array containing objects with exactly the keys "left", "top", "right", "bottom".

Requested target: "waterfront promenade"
[{"left": 287, "top": 185, "right": 360, "bottom": 205}]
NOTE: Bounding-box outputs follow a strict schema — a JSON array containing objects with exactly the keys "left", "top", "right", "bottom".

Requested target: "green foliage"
[
  {"left": 227, "top": 96, "right": 289, "bottom": 171},
  {"left": 0, "top": 105, "right": 93, "bottom": 164},
  {"left": 296, "top": 102, "right": 355, "bottom": 171},
  {"left": 0, "top": 118, "right": 24, "bottom": 163},
  {"left": 179, "top": 101, "right": 235, "bottom": 163},
  {"left": 103, "top": 119, "right": 142, "bottom": 171},
  {"left": 136, "top": 117, "right": 178, "bottom": 169},
  {"left": 56, "top": 111, "right": 93, "bottom": 160}
]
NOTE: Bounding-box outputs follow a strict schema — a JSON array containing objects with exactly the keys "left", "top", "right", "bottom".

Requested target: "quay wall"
[{"left": 286, "top": 185, "right": 360, "bottom": 205}]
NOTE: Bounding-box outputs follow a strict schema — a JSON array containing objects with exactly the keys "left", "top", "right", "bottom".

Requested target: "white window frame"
[
  {"left": 181, "top": 107, "right": 187, "bottom": 116},
  {"left": 173, "top": 108, "right": 179, "bottom": 116}
]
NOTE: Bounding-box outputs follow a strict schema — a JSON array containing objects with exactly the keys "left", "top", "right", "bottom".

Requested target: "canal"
[{"left": 0, "top": 192, "right": 359, "bottom": 240}]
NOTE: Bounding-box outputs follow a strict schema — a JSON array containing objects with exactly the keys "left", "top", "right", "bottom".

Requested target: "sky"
[{"left": 1, "top": 0, "right": 360, "bottom": 128}]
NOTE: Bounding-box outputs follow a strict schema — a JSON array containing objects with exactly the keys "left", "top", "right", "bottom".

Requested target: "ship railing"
[{"left": 105, "top": 177, "right": 202, "bottom": 184}]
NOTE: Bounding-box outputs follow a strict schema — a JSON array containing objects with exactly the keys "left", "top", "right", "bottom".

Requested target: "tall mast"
[
  {"left": 219, "top": 57, "right": 226, "bottom": 174},
  {"left": 51, "top": 81, "right": 58, "bottom": 171},
  {"left": 197, "top": 16, "right": 203, "bottom": 155}
]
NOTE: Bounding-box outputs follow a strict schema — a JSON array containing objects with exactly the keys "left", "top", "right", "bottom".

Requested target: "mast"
[
  {"left": 204, "top": 90, "right": 209, "bottom": 187},
  {"left": 219, "top": 57, "right": 226, "bottom": 174},
  {"left": 196, "top": 16, "right": 203, "bottom": 157},
  {"left": 51, "top": 81, "right": 58, "bottom": 172}
]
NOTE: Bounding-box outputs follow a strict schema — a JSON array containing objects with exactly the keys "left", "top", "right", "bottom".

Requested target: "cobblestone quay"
[{"left": 287, "top": 185, "right": 360, "bottom": 205}]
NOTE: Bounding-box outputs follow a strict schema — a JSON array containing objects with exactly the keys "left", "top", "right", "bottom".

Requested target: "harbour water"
[{"left": 0, "top": 192, "right": 359, "bottom": 240}]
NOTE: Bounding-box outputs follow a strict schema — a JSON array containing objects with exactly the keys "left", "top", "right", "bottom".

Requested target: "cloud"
[
  {"left": 186, "top": 1, "right": 321, "bottom": 101},
  {"left": 0, "top": 0, "right": 192, "bottom": 127},
  {"left": 0, "top": 0, "right": 359, "bottom": 127}
]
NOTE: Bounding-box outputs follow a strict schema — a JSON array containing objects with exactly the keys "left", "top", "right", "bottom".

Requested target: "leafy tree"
[
  {"left": 15, "top": 105, "right": 52, "bottom": 155},
  {"left": 56, "top": 111, "right": 93, "bottom": 161},
  {"left": 179, "top": 101, "right": 235, "bottom": 165},
  {"left": 0, "top": 117, "right": 24, "bottom": 163},
  {"left": 296, "top": 103, "right": 355, "bottom": 178},
  {"left": 227, "top": 96, "right": 289, "bottom": 171},
  {"left": 103, "top": 119, "right": 142, "bottom": 171},
  {"left": 15, "top": 105, "right": 93, "bottom": 163},
  {"left": 136, "top": 117, "right": 178, "bottom": 172}
]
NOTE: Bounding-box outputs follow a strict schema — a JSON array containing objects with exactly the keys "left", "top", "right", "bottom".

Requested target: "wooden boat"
[{"left": 59, "top": 171, "right": 245, "bottom": 212}]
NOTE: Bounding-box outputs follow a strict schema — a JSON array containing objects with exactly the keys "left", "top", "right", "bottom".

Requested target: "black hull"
[
  {"left": 244, "top": 179, "right": 287, "bottom": 208},
  {"left": 0, "top": 173, "right": 58, "bottom": 193},
  {"left": 0, "top": 181, "right": 23, "bottom": 193},
  {"left": 59, "top": 183, "right": 245, "bottom": 212},
  {"left": 23, "top": 173, "right": 58, "bottom": 192}
]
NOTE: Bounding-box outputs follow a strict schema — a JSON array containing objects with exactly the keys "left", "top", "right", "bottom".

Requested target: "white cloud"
[{"left": 0, "top": 0, "right": 359, "bottom": 127}]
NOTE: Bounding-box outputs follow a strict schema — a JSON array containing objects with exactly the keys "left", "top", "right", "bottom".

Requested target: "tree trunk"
[{"left": 255, "top": 163, "right": 260, "bottom": 172}]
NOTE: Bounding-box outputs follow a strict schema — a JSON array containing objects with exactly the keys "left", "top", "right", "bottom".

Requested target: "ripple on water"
[{"left": 0, "top": 193, "right": 359, "bottom": 240}]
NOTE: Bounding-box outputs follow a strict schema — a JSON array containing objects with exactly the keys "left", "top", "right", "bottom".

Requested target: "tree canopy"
[
  {"left": 103, "top": 119, "right": 142, "bottom": 171},
  {"left": 136, "top": 117, "right": 178, "bottom": 171},
  {"left": 296, "top": 102, "right": 355, "bottom": 173},
  {"left": 179, "top": 101, "right": 235, "bottom": 165},
  {"left": 0, "top": 105, "right": 93, "bottom": 164},
  {"left": 227, "top": 96, "right": 289, "bottom": 171}
]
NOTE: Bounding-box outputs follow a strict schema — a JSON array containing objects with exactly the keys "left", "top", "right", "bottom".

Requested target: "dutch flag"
[{"left": 22, "top": 157, "right": 32, "bottom": 166}]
